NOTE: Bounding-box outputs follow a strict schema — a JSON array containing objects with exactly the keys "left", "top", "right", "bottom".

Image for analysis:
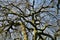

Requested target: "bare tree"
[{"left": 0, "top": 0, "right": 60, "bottom": 40}]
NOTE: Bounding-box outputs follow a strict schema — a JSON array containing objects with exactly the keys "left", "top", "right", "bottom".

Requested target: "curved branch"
[{"left": 38, "top": 32, "right": 55, "bottom": 40}]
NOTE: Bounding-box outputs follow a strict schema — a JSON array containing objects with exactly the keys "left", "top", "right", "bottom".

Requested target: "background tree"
[{"left": 0, "top": 0, "right": 60, "bottom": 40}]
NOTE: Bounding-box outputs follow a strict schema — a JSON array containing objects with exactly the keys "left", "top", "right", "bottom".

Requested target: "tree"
[{"left": 0, "top": 0, "right": 60, "bottom": 40}]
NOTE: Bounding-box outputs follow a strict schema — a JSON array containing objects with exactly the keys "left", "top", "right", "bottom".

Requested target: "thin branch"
[
  {"left": 11, "top": 3, "right": 25, "bottom": 14},
  {"left": 38, "top": 32, "right": 55, "bottom": 40}
]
